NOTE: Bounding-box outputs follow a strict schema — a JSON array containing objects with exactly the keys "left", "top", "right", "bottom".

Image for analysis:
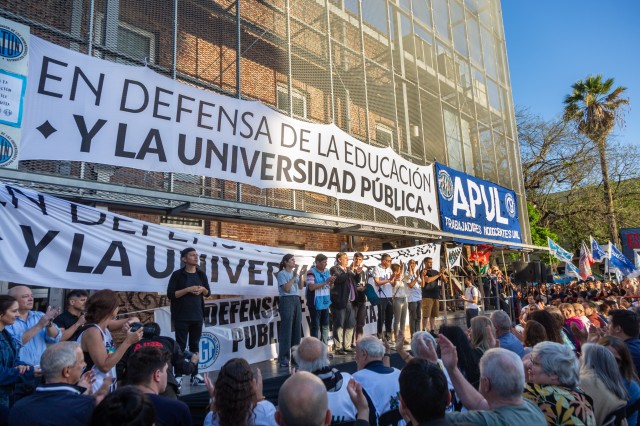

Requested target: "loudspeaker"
[
  {"left": 532, "top": 261, "right": 542, "bottom": 282},
  {"left": 511, "top": 261, "right": 551, "bottom": 284}
]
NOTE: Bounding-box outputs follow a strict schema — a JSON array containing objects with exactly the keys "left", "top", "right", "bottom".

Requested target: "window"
[
  {"left": 375, "top": 123, "right": 394, "bottom": 147},
  {"left": 277, "top": 84, "right": 308, "bottom": 119},
  {"left": 93, "top": 15, "right": 156, "bottom": 64},
  {"left": 160, "top": 216, "right": 204, "bottom": 234}
]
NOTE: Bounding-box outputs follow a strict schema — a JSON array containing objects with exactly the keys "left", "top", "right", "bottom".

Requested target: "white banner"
[
  {"left": 445, "top": 244, "right": 462, "bottom": 269},
  {"left": 155, "top": 297, "right": 379, "bottom": 372},
  {"left": 0, "top": 181, "right": 440, "bottom": 294},
  {"left": 19, "top": 36, "right": 439, "bottom": 225}
]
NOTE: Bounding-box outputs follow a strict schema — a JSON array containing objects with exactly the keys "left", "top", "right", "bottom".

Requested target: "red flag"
[
  {"left": 469, "top": 244, "right": 493, "bottom": 265},
  {"left": 579, "top": 241, "right": 593, "bottom": 280}
]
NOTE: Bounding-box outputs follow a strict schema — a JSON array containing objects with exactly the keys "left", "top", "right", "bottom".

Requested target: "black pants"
[
  {"left": 377, "top": 297, "right": 393, "bottom": 336},
  {"left": 174, "top": 320, "right": 202, "bottom": 354}
]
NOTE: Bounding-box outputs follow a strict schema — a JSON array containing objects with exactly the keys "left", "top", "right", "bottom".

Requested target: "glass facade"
[{"left": 0, "top": 0, "right": 531, "bottom": 244}]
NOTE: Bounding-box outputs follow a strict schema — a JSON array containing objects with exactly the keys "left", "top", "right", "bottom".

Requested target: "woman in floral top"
[{"left": 524, "top": 341, "right": 596, "bottom": 425}]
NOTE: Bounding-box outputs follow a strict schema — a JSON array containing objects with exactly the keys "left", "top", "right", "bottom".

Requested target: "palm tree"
[{"left": 563, "top": 75, "right": 629, "bottom": 247}]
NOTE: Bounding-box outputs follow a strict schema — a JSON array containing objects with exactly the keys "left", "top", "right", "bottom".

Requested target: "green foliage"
[{"left": 527, "top": 202, "right": 558, "bottom": 247}]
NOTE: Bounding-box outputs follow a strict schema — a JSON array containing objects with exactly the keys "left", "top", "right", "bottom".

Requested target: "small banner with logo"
[
  {"left": 0, "top": 17, "right": 30, "bottom": 169},
  {"left": 446, "top": 244, "right": 463, "bottom": 269}
]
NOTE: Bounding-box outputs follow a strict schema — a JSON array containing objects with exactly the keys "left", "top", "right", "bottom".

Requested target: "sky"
[{"left": 501, "top": 0, "right": 640, "bottom": 147}]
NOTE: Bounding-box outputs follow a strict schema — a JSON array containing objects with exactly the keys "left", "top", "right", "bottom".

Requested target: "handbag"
[
  {"left": 314, "top": 284, "right": 332, "bottom": 310},
  {"left": 364, "top": 283, "right": 380, "bottom": 305}
]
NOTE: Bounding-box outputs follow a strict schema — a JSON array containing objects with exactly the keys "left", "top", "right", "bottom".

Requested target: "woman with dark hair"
[
  {"left": 78, "top": 290, "right": 143, "bottom": 392},
  {"left": 600, "top": 335, "right": 640, "bottom": 426},
  {"left": 204, "top": 358, "right": 276, "bottom": 426},
  {"left": 0, "top": 295, "right": 35, "bottom": 409},
  {"left": 439, "top": 325, "right": 481, "bottom": 389},
  {"left": 90, "top": 386, "right": 155, "bottom": 426},
  {"left": 276, "top": 254, "right": 306, "bottom": 367},
  {"left": 527, "top": 309, "right": 562, "bottom": 344},
  {"left": 523, "top": 320, "right": 547, "bottom": 353}
]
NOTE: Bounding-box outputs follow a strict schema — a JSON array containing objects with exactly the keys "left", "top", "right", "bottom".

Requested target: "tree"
[
  {"left": 527, "top": 201, "right": 558, "bottom": 247},
  {"left": 517, "top": 108, "right": 640, "bottom": 251},
  {"left": 563, "top": 75, "right": 629, "bottom": 246}
]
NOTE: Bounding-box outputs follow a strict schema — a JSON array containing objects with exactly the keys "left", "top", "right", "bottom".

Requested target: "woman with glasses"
[{"left": 523, "top": 341, "right": 595, "bottom": 425}]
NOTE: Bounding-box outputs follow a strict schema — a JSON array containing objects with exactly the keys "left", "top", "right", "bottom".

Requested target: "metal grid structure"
[{"left": 0, "top": 0, "right": 531, "bottom": 244}]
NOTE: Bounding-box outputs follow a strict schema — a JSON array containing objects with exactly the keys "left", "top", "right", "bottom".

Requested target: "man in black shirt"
[
  {"left": 127, "top": 346, "right": 193, "bottom": 426},
  {"left": 167, "top": 247, "right": 210, "bottom": 386},
  {"left": 420, "top": 257, "right": 444, "bottom": 333},
  {"left": 53, "top": 290, "right": 88, "bottom": 341}
]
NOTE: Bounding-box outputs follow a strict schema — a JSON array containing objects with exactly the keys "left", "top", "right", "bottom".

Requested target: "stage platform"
[{"left": 178, "top": 350, "right": 407, "bottom": 425}]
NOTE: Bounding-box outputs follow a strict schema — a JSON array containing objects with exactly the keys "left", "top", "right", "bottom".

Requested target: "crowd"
[{"left": 2, "top": 247, "right": 640, "bottom": 426}]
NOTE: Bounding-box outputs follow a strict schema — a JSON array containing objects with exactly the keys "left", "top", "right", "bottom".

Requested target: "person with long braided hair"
[{"left": 204, "top": 358, "right": 276, "bottom": 426}]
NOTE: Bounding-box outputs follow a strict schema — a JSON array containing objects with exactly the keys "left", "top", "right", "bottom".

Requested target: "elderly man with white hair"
[
  {"left": 294, "top": 336, "right": 373, "bottom": 424},
  {"left": 8, "top": 342, "right": 94, "bottom": 426},
  {"left": 490, "top": 310, "right": 524, "bottom": 358},
  {"left": 352, "top": 335, "right": 403, "bottom": 424},
  {"left": 437, "top": 334, "right": 546, "bottom": 425}
]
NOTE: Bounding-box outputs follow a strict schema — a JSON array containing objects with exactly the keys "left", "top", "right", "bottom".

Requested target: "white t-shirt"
[
  {"left": 464, "top": 286, "right": 479, "bottom": 310},
  {"left": 373, "top": 265, "right": 393, "bottom": 299},
  {"left": 205, "top": 400, "right": 277, "bottom": 426},
  {"left": 328, "top": 372, "right": 358, "bottom": 423},
  {"left": 405, "top": 273, "right": 422, "bottom": 303}
]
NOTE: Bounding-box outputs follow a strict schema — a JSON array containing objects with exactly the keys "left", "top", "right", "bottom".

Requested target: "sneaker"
[
  {"left": 279, "top": 361, "right": 290, "bottom": 368},
  {"left": 191, "top": 374, "right": 206, "bottom": 386},
  {"left": 335, "top": 349, "right": 346, "bottom": 355},
  {"left": 175, "top": 376, "right": 183, "bottom": 390},
  {"left": 344, "top": 347, "right": 355, "bottom": 354}
]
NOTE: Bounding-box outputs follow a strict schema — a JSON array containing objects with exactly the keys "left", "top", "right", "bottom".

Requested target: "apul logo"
[
  {"left": 0, "top": 26, "right": 26, "bottom": 61},
  {"left": 505, "top": 193, "right": 516, "bottom": 218},
  {"left": 438, "top": 169, "right": 454, "bottom": 201},
  {"left": 0, "top": 133, "right": 17, "bottom": 167},
  {"left": 198, "top": 332, "right": 221, "bottom": 370}
]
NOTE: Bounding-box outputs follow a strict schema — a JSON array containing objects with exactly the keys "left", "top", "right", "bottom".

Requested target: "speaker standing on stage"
[
  {"left": 276, "top": 254, "right": 306, "bottom": 368},
  {"left": 167, "top": 247, "right": 210, "bottom": 386}
]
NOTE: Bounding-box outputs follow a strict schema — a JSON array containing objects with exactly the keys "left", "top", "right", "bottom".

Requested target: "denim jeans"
[
  {"left": 465, "top": 308, "right": 479, "bottom": 328},
  {"left": 278, "top": 296, "right": 302, "bottom": 363},
  {"left": 308, "top": 302, "right": 330, "bottom": 344}
]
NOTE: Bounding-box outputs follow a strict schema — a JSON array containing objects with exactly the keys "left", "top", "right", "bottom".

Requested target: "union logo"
[
  {"left": 198, "top": 332, "right": 221, "bottom": 370},
  {"left": 0, "top": 26, "right": 27, "bottom": 61},
  {"left": 438, "top": 170, "right": 453, "bottom": 201},
  {"left": 0, "top": 132, "right": 18, "bottom": 167},
  {"left": 505, "top": 193, "right": 516, "bottom": 218}
]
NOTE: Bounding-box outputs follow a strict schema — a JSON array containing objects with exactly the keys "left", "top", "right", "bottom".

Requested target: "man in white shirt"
[
  {"left": 294, "top": 336, "right": 373, "bottom": 424},
  {"left": 372, "top": 254, "right": 394, "bottom": 342},
  {"left": 352, "top": 336, "right": 402, "bottom": 423},
  {"left": 461, "top": 277, "right": 479, "bottom": 328}
]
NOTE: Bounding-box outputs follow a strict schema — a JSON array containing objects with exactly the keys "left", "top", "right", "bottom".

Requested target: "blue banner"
[
  {"left": 590, "top": 236, "right": 609, "bottom": 263},
  {"left": 548, "top": 237, "right": 573, "bottom": 263},
  {"left": 435, "top": 163, "right": 522, "bottom": 243},
  {"left": 609, "top": 244, "right": 640, "bottom": 278}
]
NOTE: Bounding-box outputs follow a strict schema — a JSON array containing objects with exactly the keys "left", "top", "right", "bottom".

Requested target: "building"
[{"left": 0, "top": 0, "right": 534, "bottom": 308}]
